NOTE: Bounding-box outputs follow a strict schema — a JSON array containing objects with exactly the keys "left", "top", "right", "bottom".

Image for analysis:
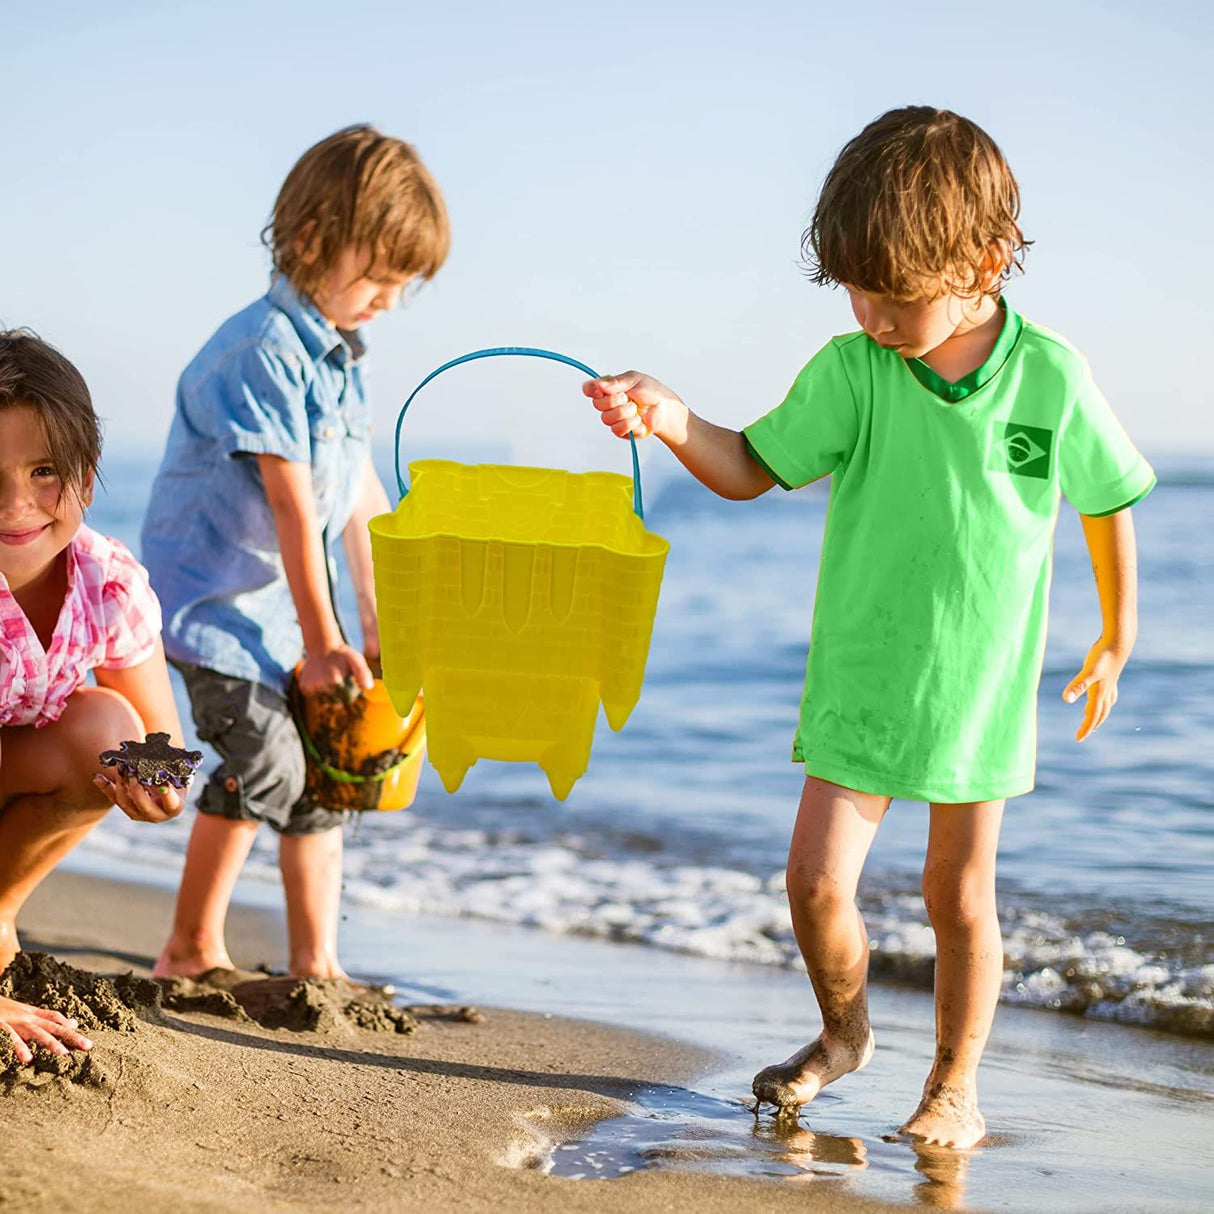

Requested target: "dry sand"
[{"left": 2, "top": 871, "right": 905, "bottom": 1213}]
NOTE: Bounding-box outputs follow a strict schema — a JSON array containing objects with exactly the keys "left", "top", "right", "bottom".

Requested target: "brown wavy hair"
[
  {"left": 804, "top": 107, "right": 1030, "bottom": 300},
  {"left": 0, "top": 329, "right": 102, "bottom": 499},
  {"left": 262, "top": 124, "right": 450, "bottom": 302}
]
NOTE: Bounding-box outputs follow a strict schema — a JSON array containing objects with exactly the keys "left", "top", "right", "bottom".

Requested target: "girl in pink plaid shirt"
[{"left": 0, "top": 330, "right": 187, "bottom": 1064}]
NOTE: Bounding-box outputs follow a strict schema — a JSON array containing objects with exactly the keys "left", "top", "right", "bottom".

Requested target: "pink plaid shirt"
[{"left": 0, "top": 525, "right": 162, "bottom": 729}]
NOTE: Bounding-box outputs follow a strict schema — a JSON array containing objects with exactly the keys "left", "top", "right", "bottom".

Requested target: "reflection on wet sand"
[
  {"left": 753, "top": 1117, "right": 870, "bottom": 1176},
  {"left": 549, "top": 1076, "right": 987, "bottom": 1209},
  {"left": 909, "top": 1141, "right": 971, "bottom": 1209}
]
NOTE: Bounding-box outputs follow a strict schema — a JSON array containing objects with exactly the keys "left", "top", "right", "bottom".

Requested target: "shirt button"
[{"left": 322, "top": 425, "right": 336, "bottom": 439}]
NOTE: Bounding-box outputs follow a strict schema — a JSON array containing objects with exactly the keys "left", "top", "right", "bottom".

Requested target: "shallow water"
[
  {"left": 347, "top": 907, "right": 1214, "bottom": 1211},
  {"left": 86, "top": 451, "right": 1214, "bottom": 1038}
]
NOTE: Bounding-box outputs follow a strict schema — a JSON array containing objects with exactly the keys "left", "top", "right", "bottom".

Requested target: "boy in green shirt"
[{"left": 584, "top": 106, "right": 1153, "bottom": 1148}]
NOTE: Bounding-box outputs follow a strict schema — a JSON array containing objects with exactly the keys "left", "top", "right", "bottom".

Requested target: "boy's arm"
[
  {"left": 93, "top": 640, "right": 187, "bottom": 821},
  {"left": 257, "top": 454, "right": 373, "bottom": 694},
  {"left": 1063, "top": 508, "right": 1139, "bottom": 742},
  {"left": 341, "top": 456, "right": 391, "bottom": 670},
  {"left": 584, "top": 372, "right": 775, "bottom": 501}
]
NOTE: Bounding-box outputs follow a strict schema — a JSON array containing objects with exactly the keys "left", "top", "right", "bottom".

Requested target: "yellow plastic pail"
[{"left": 369, "top": 347, "right": 669, "bottom": 800}]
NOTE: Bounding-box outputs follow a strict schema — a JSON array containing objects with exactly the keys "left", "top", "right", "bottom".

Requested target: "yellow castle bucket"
[
  {"left": 369, "top": 347, "right": 669, "bottom": 800},
  {"left": 291, "top": 671, "right": 426, "bottom": 812}
]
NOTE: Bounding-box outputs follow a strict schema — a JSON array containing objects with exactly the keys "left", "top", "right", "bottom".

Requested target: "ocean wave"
[{"left": 78, "top": 818, "right": 1213, "bottom": 1041}]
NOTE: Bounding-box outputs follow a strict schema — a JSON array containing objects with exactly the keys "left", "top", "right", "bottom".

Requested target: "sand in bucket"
[{"left": 293, "top": 674, "right": 426, "bottom": 812}]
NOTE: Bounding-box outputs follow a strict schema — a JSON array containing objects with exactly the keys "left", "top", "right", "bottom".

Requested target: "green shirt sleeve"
[
  {"left": 1058, "top": 363, "right": 1156, "bottom": 516},
  {"left": 743, "top": 341, "right": 861, "bottom": 490}
]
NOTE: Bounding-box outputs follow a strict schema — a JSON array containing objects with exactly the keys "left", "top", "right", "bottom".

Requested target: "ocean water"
[{"left": 83, "top": 449, "right": 1214, "bottom": 1040}]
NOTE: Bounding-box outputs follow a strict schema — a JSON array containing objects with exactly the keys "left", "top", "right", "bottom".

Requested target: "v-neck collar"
[{"left": 905, "top": 299, "right": 1023, "bottom": 403}]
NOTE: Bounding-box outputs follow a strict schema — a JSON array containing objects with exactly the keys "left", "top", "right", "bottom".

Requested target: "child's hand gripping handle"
[{"left": 583, "top": 371, "right": 687, "bottom": 444}]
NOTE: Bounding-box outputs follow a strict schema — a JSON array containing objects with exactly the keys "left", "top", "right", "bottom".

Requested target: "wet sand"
[
  {"left": 340, "top": 904, "right": 1213, "bottom": 1211},
  {"left": 3, "top": 870, "right": 905, "bottom": 1214}
]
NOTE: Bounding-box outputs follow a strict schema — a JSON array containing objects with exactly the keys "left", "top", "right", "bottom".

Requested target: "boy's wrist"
[
  {"left": 301, "top": 618, "right": 344, "bottom": 655},
  {"left": 655, "top": 399, "right": 691, "bottom": 446}
]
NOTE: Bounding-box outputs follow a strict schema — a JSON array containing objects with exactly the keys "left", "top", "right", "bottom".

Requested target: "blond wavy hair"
[
  {"left": 804, "top": 107, "right": 1030, "bottom": 300},
  {"left": 263, "top": 124, "right": 450, "bottom": 302}
]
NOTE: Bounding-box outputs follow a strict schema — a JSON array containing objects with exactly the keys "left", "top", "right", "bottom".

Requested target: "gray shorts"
[{"left": 175, "top": 662, "right": 345, "bottom": 837}]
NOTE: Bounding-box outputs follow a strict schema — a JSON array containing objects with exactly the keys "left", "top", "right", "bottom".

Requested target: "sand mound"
[
  {"left": 0, "top": 951, "right": 164, "bottom": 1091},
  {"left": 1, "top": 954, "right": 486, "bottom": 1097},
  {"left": 159, "top": 975, "right": 250, "bottom": 1020},
  {"left": 2, "top": 957, "right": 425, "bottom": 1093},
  {"left": 228, "top": 976, "right": 418, "bottom": 1035},
  {"left": 158, "top": 972, "right": 423, "bottom": 1036}
]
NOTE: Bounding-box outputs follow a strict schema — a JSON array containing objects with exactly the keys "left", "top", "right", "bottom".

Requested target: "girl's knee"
[
  {"left": 62, "top": 686, "right": 144, "bottom": 744},
  {"left": 56, "top": 687, "right": 144, "bottom": 784}
]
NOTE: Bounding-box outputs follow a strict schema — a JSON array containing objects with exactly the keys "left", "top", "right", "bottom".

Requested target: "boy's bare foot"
[
  {"left": 288, "top": 949, "right": 349, "bottom": 982},
  {"left": 752, "top": 1028, "right": 875, "bottom": 1112},
  {"left": 899, "top": 1082, "right": 986, "bottom": 1148},
  {"left": 153, "top": 940, "right": 236, "bottom": 979}
]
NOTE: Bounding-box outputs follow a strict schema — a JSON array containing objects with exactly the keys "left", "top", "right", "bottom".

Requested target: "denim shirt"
[{"left": 142, "top": 276, "right": 370, "bottom": 692}]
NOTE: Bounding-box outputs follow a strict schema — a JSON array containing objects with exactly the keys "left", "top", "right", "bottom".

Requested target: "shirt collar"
[
  {"left": 904, "top": 297, "right": 1023, "bottom": 404},
  {"left": 266, "top": 274, "right": 367, "bottom": 365}
]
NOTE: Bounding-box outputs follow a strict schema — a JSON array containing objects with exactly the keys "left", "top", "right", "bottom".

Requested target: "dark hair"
[
  {"left": 0, "top": 329, "right": 102, "bottom": 498},
  {"left": 804, "top": 106, "right": 1031, "bottom": 299},
  {"left": 262, "top": 124, "right": 450, "bottom": 303}
]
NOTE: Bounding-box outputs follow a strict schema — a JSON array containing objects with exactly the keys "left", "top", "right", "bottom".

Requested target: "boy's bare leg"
[
  {"left": 0, "top": 687, "right": 141, "bottom": 970},
  {"left": 154, "top": 813, "right": 259, "bottom": 977},
  {"left": 900, "top": 798, "right": 1006, "bottom": 1148},
  {"left": 753, "top": 777, "right": 890, "bottom": 1111},
  {"left": 279, "top": 826, "right": 346, "bottom": 980}
]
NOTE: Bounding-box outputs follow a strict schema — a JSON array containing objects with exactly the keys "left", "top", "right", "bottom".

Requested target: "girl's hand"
[
  {"left": 298, "top": 644, "right": 374, "bottom": 695},
  {"left": 92, "top": 771, "right": 185, "bottom": 822},
  {"left": 583, "top": 372, "right": 688, "bottom": 442},
  {"left": 0, "top": 995, "right": 93, "bottom": 1063},
  {"left": 1064, "top": 639, "right": 1128, "bottom": 742}
]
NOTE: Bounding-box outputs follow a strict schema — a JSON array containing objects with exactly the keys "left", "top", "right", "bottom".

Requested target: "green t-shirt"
[{"left": 743, "top": 306, "right": 1155, "bottom": 802}]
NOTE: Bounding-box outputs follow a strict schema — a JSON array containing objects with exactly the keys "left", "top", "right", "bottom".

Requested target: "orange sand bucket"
[{"left": 292, "top": 675, "right": 426, "bottom": 812}]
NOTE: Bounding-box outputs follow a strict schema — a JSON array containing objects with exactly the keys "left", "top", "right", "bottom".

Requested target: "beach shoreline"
[
  {"left": 6, "top": 859, "right": 1212, "bottom": 1211},
  {"left": 3, "top": 868, "right": 908, "bottom": 1214}
]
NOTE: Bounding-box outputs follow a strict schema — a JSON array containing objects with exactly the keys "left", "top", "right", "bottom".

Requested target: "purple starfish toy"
[{"left": 99, "top": 732, "right": 204, "bottom": 789}]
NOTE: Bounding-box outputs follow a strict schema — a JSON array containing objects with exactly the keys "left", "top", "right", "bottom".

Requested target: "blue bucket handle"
[{"left": 392, "top": 346, "right": 644, "bottom": 520}]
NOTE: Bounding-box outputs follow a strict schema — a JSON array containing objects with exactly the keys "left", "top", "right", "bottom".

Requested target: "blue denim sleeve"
[{"left": 212, "top": 343, "right": 311, "bottom": 463}]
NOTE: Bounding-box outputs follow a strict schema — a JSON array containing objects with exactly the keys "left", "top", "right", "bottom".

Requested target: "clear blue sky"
[{"left": 5, "top": 0, "right": 1212, "bottom": 472}]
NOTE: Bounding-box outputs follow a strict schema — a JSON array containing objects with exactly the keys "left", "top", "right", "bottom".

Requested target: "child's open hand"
[
  {"left": 0, "top": 995, "right": 93, "bottom": 1063},
  {"left": 1064, "top": 639, "right": 1128, "bottom": 742},
  {"left": 583, "top": 372, "right": 686, "bottom": 442},
  {"left": 298, "top": 644, "right": 374, "bottom": 696},
  {"left": 92, "top": 771, "right": 185, "bottom": 822}
]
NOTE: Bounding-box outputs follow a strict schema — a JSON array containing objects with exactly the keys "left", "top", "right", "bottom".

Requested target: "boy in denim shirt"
[{"left": 144, "top": 125, "right": 448, "bottom": 980}]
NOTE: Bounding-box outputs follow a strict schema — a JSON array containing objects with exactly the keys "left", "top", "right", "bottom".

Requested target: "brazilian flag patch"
[{"left": 990, "top": 422, "right": 1053, "bottom": 480}]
